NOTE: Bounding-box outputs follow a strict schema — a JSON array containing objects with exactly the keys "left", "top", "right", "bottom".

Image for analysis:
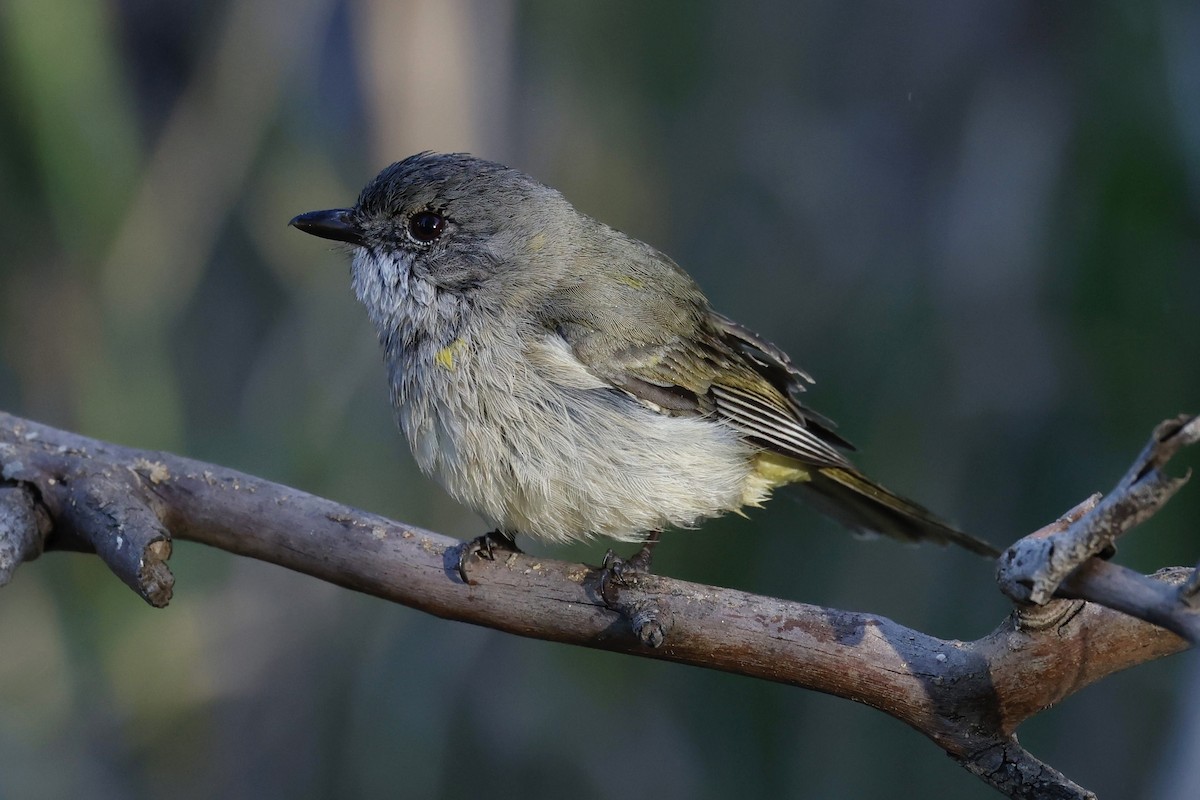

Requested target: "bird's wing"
[
  {"left": 526, "top": 237, "right": 853, "bottom": 469},
  {"left": 710, "top": 312, "right": 855, "bottom": 451},
  {"left": 540, "top": 318, "right": 853, "bottom": 470}
]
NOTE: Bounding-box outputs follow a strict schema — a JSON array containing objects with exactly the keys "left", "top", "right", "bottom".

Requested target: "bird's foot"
[
  {"left": 598, "top": 535, "right": 658, "bottom": 604},
  {"left": 457, "top": 529, "right": 520, "bottom": 584},
  {"left": 596, "top": 533, "right": 671, "bottom": 647},
  {"left": 597, "top": 534, "right": 662, "bottom": 604}
]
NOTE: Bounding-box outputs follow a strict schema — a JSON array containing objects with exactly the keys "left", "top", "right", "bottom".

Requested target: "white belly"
[{"left": 392, "top": 333, "right": 760, "bottom": 543}]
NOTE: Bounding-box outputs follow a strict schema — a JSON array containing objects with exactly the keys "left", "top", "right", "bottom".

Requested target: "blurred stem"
[
  {"left": 79, "top": 0, "right": 336, "bottom": 447},
  {"left": 1, "top": 0, "right": 141, "bottom": 253}
]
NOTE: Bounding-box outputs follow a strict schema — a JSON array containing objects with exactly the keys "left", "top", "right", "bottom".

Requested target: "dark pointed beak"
[{"left": 289, "top": 208, "right": 364, "bottom": 246}]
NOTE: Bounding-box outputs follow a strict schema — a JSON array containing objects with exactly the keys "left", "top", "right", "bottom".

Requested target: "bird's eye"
[{"left": 407, "top": 210, "right": 445, "bottom": 244}]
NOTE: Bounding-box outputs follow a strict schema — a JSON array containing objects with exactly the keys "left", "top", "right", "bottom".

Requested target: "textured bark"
[
  {"left": 1, "top": 410, "right": 1195, "bottom": 798},
  {"left": 997, "top": 415, "right": 1199, "bottom": 610}
]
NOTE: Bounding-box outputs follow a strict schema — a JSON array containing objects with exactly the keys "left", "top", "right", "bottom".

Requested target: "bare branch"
[
  {"left": 997, "top": 414, "right": 1199, "bottom": 620},
  {"left": 0, "top": 485, "right": 49, "bottom": 585},
  {"left": 958, "top": 738, "right": 1096, "bottom": 800},
  {"left": 1181, "top": 558, "right": 1200, "bottom": 608},
  {"left": 994, "top": 490, "right": 1200, "bottom": 642},
  {"left": 1059, "top": 562, "right": 1200, "bottom": 643},
  {"left": 0, "top": 409, "right": 1193, "bottom": 799},
  {"left": 0, "top": 430, "right": 174, "bottom": 606}
]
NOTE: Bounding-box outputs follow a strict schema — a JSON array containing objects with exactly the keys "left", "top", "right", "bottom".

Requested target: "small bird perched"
[{"left": 291, "top": 153, "right": 998, "bottom": 579}]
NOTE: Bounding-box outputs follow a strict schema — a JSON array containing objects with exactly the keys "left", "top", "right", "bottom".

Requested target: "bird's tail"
[{"left": 799, "top": 466, "right": 1000, "bottom": 558}]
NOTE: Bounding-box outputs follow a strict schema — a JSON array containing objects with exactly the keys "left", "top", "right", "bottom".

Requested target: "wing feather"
[
  {"left": 541, "top": 317, "right": 854, "bottom": 470},
  {"left": 711, "top": 384, "right": 850, "bottom": 467}
]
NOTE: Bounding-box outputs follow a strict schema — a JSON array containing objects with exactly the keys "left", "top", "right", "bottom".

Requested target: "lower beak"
[{"left": 289, "top": 208, "right": 364, "bottom": 246}]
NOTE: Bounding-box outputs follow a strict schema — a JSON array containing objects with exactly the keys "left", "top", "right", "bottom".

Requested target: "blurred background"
[{"left": 1, "top": 0, "right": 1197, "bottom": 797}]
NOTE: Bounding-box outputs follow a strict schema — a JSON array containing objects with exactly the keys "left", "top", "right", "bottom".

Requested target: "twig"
[
  {"left": 1179, "top": 556, "right": 1200, "bottom": 608},
  {"left": 958, "top": 738, "right": 1096, "bottom": 800},
  {"left": 997, "top": 415, "right": 1199, "bottom": 613},
  {"left": 1059, "top": 562, "right": 1200, "bottom": 643},
  {"left": 0, "top": 485, "right": 49, "bottom": 585},
  {"left": 1, "top": 430, "right": 174, "bottom": 606}
]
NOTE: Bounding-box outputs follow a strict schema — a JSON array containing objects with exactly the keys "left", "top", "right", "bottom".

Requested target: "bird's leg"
[
  {"left": 598, "top": 530, "right": 661, "bottom": 605},
  {"left": 457, "top": 529, "right": 521, "bottom": 584}
]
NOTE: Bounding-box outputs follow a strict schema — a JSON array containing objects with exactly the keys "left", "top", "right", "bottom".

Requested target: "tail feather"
[{"left": 800, "top": 467, "right": 1000, "bottom": 558}]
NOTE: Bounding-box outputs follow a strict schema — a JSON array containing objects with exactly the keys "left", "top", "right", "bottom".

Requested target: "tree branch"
[
  {"left": 0, "top": 484, "right": 49, "bottom": 585},
  {"left": 996, "top": 414, "right": 1200, "bottom": 644},
  {"left": 0, "top": 410, "right": 1194, "bottom": 799}
]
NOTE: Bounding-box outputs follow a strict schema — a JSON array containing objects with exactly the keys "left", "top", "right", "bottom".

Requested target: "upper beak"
[{"left": 289, "top": 208, "right": 364, "bottom": 246}]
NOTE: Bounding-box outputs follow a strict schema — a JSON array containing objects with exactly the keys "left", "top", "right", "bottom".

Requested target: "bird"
[{"left": 290, "top": 152, "right": 998, "bottom": 583}]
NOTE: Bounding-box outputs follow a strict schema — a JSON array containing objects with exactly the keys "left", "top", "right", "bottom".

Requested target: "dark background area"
[{"left": 1, "top": 1, "right": 1197, "bottom": 797}]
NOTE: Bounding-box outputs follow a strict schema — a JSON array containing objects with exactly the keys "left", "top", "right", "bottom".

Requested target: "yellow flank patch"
[
  {"left": 528, "top": 232, "right": 547, "bottom": 252},
  {"left": 615, "top": 274, "right": 646, "bottom": 290},
  {"left": 435, "top": 338, "right": 467, "bottom": 371},
  {"left": 739, "top": 452, "right": 810, "bottom": 510},
  {"left": 752, "top": 452, "right": 810, "bottom": 487}
]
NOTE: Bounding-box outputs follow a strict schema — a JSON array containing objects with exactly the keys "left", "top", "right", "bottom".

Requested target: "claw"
[
  {"left": 597, "top": 531, "right": 660, "bottom": 607},
  {"left": 457, "top": 530, "right": 519, "bottom": 584},
  {"left": 598, "top": 549, "right": 627, "bottom": 606},
  {"left": 596, "top": 532, "right": 670, "bottom": 647}
]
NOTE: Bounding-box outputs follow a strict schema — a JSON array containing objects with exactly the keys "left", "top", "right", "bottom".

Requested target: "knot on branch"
[{"left": 624, "top": 596, "right": 674, "bottom": 648}]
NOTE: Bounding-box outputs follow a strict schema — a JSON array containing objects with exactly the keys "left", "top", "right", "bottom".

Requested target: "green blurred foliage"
[{"left": 0, "top": 1, "right": 1197, "bottom": 798}]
